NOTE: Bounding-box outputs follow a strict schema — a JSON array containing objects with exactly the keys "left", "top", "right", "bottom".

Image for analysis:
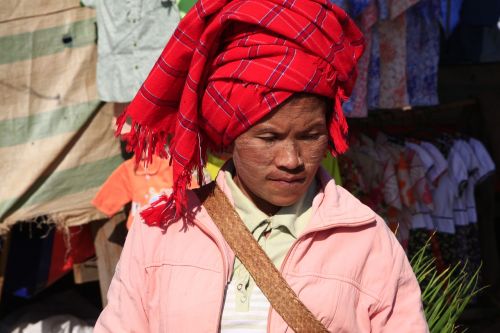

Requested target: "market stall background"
[
  {"left": 0, "top": 3, "right": 121, "bottom": 233},
  {"left": 0, "top": 0, "right": 499, "bottom": 332}
]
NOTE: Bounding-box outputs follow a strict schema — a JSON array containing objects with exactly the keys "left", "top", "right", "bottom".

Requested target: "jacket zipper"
[{"left": 266, "top": 217, "right": 376, "bottom": 332}]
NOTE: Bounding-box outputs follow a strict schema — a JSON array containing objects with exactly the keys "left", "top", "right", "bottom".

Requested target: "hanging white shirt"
[{"left": 82, "top": 0, "right": 180, "bottom": 102}]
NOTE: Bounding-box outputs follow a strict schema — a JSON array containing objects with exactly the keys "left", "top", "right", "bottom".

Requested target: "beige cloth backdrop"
[{"left": 0, "top": 2, "right": 122, "bottom": 234}]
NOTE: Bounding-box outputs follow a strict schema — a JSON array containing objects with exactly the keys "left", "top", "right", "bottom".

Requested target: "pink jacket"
[{"left": 94, "top": 169, "right": 428, "bottom": 332}]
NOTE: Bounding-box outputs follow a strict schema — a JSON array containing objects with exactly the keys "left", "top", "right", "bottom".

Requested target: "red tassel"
[
  {"left": 116, "top": 108, "right": 190, "bottom": 228},
  {"left": 139, "top": 155, "right": 202, "bottom": 228},
  {"left": 115, "top": 108, "right": 170, "bottom": 170},
  {"left": 140, "top": 194, "right": 173, "bottom": 227},
  {"left": 330, "top": 94, "right": 349, "bottom": 156},
  {"left": 116, "top": 111, "right": 127, "bottom": 135}
]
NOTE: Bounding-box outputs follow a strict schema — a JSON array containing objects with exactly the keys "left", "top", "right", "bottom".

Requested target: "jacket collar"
[
  {"left": 306, "top": 168, "right": 376, "bottom": 232},
  {"left": 191, "top": 163, "right": 376, "bottom": 281},
  {"left": 214, "top": 162, "right": 376, "bottom": 233}
]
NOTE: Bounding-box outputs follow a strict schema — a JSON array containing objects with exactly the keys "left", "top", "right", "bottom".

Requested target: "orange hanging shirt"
[{"left": 92, "top": 155, "right": 198, "bottom": 229}]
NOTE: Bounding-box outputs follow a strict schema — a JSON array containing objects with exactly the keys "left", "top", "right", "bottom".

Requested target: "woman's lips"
[{"left": 268, "top": 177, "right": 306, "bottom": 187}]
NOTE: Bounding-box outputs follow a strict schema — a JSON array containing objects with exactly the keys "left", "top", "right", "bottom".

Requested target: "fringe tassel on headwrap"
[
  {"left": 329, "top": 92, "right": 350, "bottom": 156},
  {"left": 117, "top": 110, "right": 208, "bottom": 227},
  {"left": 139, "top": 170, "right": 190, "bottom": 227},
  {"left": 116, "top": 111, "right": 170, "bottom": 167}
]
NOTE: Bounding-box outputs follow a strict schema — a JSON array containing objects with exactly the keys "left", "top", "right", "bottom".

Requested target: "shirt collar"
[{"left": 223, "top": 160, "right": 316, "bottom": 238}]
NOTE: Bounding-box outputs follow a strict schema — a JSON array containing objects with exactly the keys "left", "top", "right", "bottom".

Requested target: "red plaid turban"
[{"left": 117, "top": 0, "right": 364, "bottom": 227}]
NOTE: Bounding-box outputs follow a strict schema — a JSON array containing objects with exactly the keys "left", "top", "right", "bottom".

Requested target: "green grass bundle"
[{"left": 410, "top": 239, "right": 482, "bottom": 333}]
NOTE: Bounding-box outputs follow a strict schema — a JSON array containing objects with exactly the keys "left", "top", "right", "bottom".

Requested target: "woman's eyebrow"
[
  {"left": 301, "top": 121, "right": 327, "bottom": 132},
  {"left": 252, "top": 125, "right": 282, "bottom": 133}
]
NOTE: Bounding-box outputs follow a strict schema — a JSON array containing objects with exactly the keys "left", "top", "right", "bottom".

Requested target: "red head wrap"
[{"left": 117, "top": 0, "right": 365, "bottom": 227}]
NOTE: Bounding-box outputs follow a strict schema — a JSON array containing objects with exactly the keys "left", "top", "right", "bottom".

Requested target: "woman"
[{"left": 95, "top": 0, "right": 428, "bottom": 331}]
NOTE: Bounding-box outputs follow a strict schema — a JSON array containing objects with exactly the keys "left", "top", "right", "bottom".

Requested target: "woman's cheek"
[
  {"left": 233, "top": 141, "right": 273, "bottom": 183},
  {"left": 302, "top": 138, "right": 328, "bottom": 165},
  {"left": 235, "top": 138, "right": 276, "bottom": 165}
]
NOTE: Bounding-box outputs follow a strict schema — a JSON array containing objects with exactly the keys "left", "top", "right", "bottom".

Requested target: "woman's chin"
[{"left": 265, "top": 195, "right": 302, "bottom": 208}]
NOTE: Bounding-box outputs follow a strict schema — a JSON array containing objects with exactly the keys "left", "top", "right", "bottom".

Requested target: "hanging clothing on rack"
[
  {"left": 81, "top": 0, "right": 180, "bottom": 102},
  {"left": 343, "top": 0, "right": 378, "bottom": 117},
  {"left": 405, "top": 142, "right": 435, "bottom": 231},
  {"left": 439, "top": 0, "right": 464, "bottom": 36},
  {"left": 331, "top": 0, "right": 445, "bottom": 114},
  {"left": 406, "top": 0, "right": 440, "bottom": 106},
  {"left": 339, "top": 129, "right": 495, "bottom": 282}
]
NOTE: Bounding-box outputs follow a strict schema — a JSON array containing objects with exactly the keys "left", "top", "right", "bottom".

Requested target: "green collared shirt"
[{"left": 224, "top": 164, "right": 317, "bottom": 311}]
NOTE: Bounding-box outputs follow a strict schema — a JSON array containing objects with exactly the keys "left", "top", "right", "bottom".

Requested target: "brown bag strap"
[{"left": 194, "top": 182, "right": 329, "bottom": 333}]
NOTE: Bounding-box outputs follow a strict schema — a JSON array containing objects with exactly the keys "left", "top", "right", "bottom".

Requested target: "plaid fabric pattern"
[{"left": 117, "top": 0, "right": 364, "bottom": 226}]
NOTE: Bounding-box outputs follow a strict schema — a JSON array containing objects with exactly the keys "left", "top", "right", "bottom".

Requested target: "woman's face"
[{"left": 232, "top": 94, "right": 328, "bottom": 215}]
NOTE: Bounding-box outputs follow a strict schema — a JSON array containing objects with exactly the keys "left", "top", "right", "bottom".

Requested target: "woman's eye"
[
  {"left": 258, "top": 136, "right": 277, "bottom": 142},
  {"left": 302, "top": 133, "right": 321, "bottom": 140}
]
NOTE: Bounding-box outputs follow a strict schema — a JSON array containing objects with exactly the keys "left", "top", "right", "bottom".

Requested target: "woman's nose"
[{"left": 274, "top": 141, "right": 303, "bottom": 171}]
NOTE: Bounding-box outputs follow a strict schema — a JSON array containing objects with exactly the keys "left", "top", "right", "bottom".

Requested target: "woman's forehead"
[
  {"left": 285, "top": 93, "right": 327, "bottom": 106},
  {"left": 255, "top": 95, "right": 327, "bottom": 126}
]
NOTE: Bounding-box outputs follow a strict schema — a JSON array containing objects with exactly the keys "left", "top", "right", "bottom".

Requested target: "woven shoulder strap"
[{"left": 194, "top": 182, "right": 329, "bottom": 333}]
